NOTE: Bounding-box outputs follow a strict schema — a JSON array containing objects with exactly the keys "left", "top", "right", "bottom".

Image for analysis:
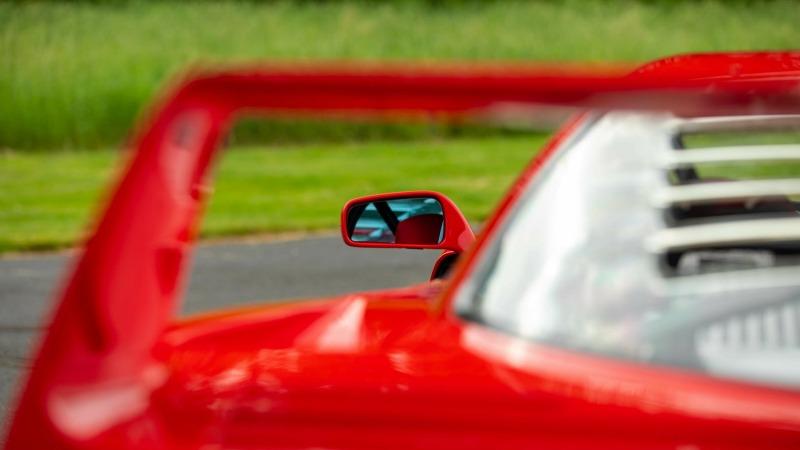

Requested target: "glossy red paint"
[
  {"left": 5, "top": 53, "right": 800, "bottom": 449},
  {"left": 340, "top": 190, "right": 475, "bottom": 253}
]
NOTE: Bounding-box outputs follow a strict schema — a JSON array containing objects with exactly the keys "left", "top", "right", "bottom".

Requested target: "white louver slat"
[
  {"left": 647, "top": 217, "right": 800, "bottom": 253},
  {"left": 662, "top": 144, "right": 800, "bottom": 168},
  {"left": 653, "top": 179, "right": 800, "bottom": 207}
]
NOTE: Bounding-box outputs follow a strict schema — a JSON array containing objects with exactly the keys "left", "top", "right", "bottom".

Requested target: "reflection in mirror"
[{"left": 347, "top": 197, "right": 444, "bottom": 245}]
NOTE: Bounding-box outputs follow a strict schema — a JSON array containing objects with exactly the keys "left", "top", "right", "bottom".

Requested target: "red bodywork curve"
[{"left": 5, "top": 52, "right": 800, "bottom": 449}]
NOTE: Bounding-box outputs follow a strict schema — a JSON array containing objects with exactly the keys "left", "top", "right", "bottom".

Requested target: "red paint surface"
[{"left": 5, "top": 52, "right": 800, "bottom": 449}]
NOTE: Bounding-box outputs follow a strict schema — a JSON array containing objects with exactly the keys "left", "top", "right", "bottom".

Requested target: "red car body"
[{"left": 5, "top": 53, "right": 800, "bottom": 449}]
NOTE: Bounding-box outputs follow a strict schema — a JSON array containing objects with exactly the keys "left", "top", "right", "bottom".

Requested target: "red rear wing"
[
  {"left": 148, "top": 54, "right": 800, "bottom": 121},
  {"left": 5, "top": 52, "right": 800, "bottom": 449}
]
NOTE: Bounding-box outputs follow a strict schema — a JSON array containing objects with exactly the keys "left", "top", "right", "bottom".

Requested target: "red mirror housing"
[{"left": 341, "top": 190, "right": 475, "bottom": 253}]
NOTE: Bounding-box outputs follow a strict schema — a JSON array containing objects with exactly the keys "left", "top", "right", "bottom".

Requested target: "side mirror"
[{"left": 341, "top": 191, "right": 475, "bottom": 253}]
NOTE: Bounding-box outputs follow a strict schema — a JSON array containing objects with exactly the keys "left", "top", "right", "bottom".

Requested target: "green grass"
[
  {"left": 1, "top": 0, "right": 799, "bottom": 149},
  {"left": 0, "top": 136, "right": 547, "bottom": 253},
  {"left": 0, "top": 150, "right": 115, "bottom": 252},
  {"left": 3, "top": 0, "right": 800, "bottom": 252}
]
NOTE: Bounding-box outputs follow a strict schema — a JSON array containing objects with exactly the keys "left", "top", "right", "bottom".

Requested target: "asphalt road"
[{"left": 0, "top": 234, "right": 438, "bottom": 428}]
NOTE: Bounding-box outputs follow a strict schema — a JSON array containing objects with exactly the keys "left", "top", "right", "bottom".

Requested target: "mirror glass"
[{"left": 347, "top": 197, "right": 444, "bottom": 245}]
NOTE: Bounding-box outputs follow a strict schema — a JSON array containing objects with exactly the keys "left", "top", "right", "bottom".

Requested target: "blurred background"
[{"left": 2, "top": 0, "right": 799, "bottom": 254}]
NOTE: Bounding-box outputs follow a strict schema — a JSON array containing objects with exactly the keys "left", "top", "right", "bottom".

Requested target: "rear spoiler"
[{"left": 150, "top": 53, "right": 800, "bottom": 123}]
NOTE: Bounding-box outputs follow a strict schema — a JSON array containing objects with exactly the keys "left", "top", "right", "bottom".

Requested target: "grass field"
[
  {"left": 0, "top": 136, "right": 547, "bottom": 253},
  {"left": 2, "top": 0, "right": 799, "bottom": 149},
  {"left": 2, "top": 0, "right": 799, "bottom": 253}
]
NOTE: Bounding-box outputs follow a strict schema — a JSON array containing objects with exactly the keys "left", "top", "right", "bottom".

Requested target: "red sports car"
[{"left": 5, "top": 52, "right": 800, "bottom": 449}]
